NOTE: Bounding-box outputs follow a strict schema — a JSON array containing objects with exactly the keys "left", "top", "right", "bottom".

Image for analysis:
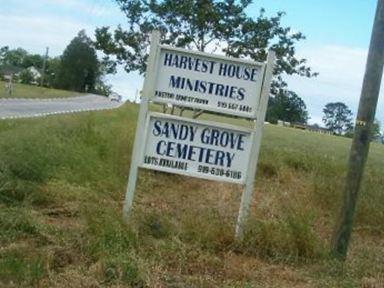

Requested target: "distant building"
[
  {"left": 1, "top": 65, "right": 42, "bottom": 85},
  {"left": 276, "top": 119, "right": 332, "bottom": 135},
  {"left": 26, "top": 66, "right": 42, "bottom": 84},
  {"left": 277, "top": 120, "right": 291, "bottom": 127},
  {"left": 291, "top": 122, "right": 332, "bottom": 135},
  {"left": 0, "top": 65, "right": 23, "bottom": 80}
]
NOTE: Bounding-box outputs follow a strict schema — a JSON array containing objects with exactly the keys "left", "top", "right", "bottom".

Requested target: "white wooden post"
[
  {"left": 123, "top": 31, "right": 161, "bottom": 220},
  {"left": 235, "top": 50, "right": 276, "bottom": 238}
]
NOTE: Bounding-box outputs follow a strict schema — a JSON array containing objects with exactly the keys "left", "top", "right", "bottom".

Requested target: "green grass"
[
  {"left": 0, "top": 80, "right": 82, "bottom": 99},
  {"left": 0, "top": 103, "right": 383, "bottom": 287}
]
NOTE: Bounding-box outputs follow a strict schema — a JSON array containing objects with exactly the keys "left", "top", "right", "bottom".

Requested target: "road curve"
[{"left": 0, "top": 94, "right": 124, "bottom": 120}]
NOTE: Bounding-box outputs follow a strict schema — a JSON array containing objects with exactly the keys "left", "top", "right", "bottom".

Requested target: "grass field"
[
  {"left": 0, "top": 103, "right": 383, "bottom": 287},
  {"left": 0, "top": 80, "right": 82, "bottom": 99}
]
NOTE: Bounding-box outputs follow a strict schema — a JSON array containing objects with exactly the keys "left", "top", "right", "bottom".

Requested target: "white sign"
[
  {"left": 124, "top": 31, "right": 276, "bottom": 238},
  {"left": 151, "top": 46, "right": 265, "bottom": 118},
  {"left": 140, "top": 113, "right": 253, "bottom": 184}
]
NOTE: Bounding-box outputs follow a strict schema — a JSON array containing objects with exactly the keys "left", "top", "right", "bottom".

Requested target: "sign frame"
[
  {"left": 148, "top": 43, "right": 266, "bottom": 119},
  {"left": 123, "top": 31, "right": 276, "bottom": 238}
]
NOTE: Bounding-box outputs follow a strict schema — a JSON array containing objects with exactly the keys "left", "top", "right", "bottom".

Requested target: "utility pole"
[
  {"left": 332, "top": 0, "right": 384, "bottom": 260},
  {"left": 7, "top": 74, "right": 13, "bottom": 95},
  {"left": 40, "top": 47, "right": 49, "bottom": 86}
]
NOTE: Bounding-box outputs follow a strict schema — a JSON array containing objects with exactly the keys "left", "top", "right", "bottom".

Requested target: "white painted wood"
[
  {"left": 159, "top": 45, "right": 265, "bottom": 66},
  {"left": 139, "top": 112, "right": 253, "bottom": 184},
  {"left": 235, "top": 50, "right": 276, "bottom": 238},
  {"left": 123, "top": 31, "right": 275, "bottom": 238},
  {"left": 123, "top": 31, "right": 161, "bottom": 220},
  {"left": 147, "top": 112, "right": 254, "bottom": 133},
  {"left": 150, "top": 45, "right": 266, "bottom": 119}
]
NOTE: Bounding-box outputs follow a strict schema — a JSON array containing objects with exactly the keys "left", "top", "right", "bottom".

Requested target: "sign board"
[
  {"left": 150, "top": 45, "right": 265, "bottom": 119},
  {"left": 140, "top": 113, "right": 253, "bottom": 184},
  {"left": 124, "top": 31, "right": 275, "bottom": 238}
]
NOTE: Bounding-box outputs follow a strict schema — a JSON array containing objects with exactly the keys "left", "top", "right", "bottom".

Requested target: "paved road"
[{"left": 0, "top": 94, "right": 123, "bottom": 120}]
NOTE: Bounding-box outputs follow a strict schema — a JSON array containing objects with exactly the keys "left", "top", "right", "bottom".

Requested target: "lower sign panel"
[{"left": 140, "top": 113, "right": 253, "bottom": 184}]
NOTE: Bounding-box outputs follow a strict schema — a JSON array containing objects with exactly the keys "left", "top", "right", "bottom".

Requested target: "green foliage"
[
  {"left": 0, "top": 80, "right": 82, "bottom": 99},
  {"left": 95, "top": 0, "right": 317, "bottom": 96},
  {"left": 85, "top": 207, "right": 138, "bottom": 258},
  {"left": 0, "top": 42, "right": 111, "bottom": 91},
  {"left": 241, "top": 214, "right": 320, "bottom": 262},
  {"left": 322, "top": 102, "right": 353, "bottom": 135},
  {"left": 0, "top": 46, "right": 9, "bottom": 63},
  {"left": 85, "top": 207, "right": 145, "bottom": 285},
  {"left": 101, "top": 256, "right": 144, "bottom": 285},
  {"left": 0, "top": 46, "right": 45, "bottom": 87},
  {"left": 94, "top": 79, "right": 112, "bottom": 96},
  {"left": 0, "top": 208, "right": 39, "bottom": 244},
  {"left": 346, "top": 119, "right": 383, "bottom": 142},
  {"left": 45, "top": 57, "right": 61, "bottom": 88},
  {"left": 0, "top": 208, "right": 46, "bottom": 286},
  {"left": 18, "top": 68, "right": 35, "bottom": 85},
  {"left": 0, "top": 47, "right": 28, "bottom": 67},
  {"left": 267, "top": 90, "right": 309, "bottom": 124},
  {"left": 0, "top": 251, "right": 45, "bottom": 286},
  {"left": 370, "top": 119, "right": 382, "bottom": 142},
  {"left": 57, "top": 30, "right": 100, "bottom": 92},
  {"left": 0, "top": 123, "right": 67, "bottom": 204},
  {"left": 180, "top": 208, "right": 234, "bottom": 252},
  {"left": 21, "top": 54, "right": 44, "bottom": 69}
]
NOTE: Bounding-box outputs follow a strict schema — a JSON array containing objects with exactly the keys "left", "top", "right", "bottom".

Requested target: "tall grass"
[
  {"left": 0, "top": 80, "right": 83, "bottom": 99},
  {"left": 0, "top": 103, "right": 383, "bottom": 287}
]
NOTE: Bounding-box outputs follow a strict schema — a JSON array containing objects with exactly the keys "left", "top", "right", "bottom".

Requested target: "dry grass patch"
[{"left": 0, "top": 103, "right": 383, "bottom": 287}]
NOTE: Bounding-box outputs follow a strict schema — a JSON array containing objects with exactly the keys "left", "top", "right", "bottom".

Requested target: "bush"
[
  {"left": 240, "top": 213, "right": 322, "bottom": 262},
  {"left": 18, "top": 69, "right": 35, "bottom": 85}
]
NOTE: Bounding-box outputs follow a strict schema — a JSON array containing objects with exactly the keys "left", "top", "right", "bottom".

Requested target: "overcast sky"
[{"left": 1, "top": 0, "right": 383, "bottom": 125}]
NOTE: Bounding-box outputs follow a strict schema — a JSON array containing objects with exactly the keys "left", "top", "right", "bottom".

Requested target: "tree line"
[
  {"left": 322, "top": 102, "right": 383, "bottom": 142},
  {"left": 0, "top": 30, "right": 111, "bottom": 96},
  {"left": 1, "top": 0, "right": 382, "bottom": 141},
  {"left": 94, "top": 0, "right": 315, "bottom": 125},
  {"left": 92, "top": 0, "right": 382, "bottom": 141}
]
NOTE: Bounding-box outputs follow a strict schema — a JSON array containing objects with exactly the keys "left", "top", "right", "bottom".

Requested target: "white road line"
[{"left": 0, "top": 94, "right": 123, "bottom": 120}]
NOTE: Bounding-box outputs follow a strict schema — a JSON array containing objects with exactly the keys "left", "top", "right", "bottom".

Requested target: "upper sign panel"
[{"left": 151, "top": 45, "right": 265, "bottom": 119}]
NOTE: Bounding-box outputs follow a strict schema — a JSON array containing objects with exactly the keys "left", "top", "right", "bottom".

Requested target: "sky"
[{"left": 0, "top": 0, "right": 383, "bottom": 126}]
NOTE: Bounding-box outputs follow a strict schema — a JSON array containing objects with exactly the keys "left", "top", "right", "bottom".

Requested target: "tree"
[
  {"left": 370, "top": 119, "right": 382, "bottom": 142},
  {"left": 57, "top": 30, "right": 100, "bottom": 92},
  {"left": 0, "top": 46, "right": 9, "bottom": 64},
  {"left": 21, "top": 54, "right": 44, "bottom": 69},
  {"left": 18, "top": 69, "right": 35, "bottom": 85},
  {"left": 322, "top": 102, "right": 353, "bottom": 135},
  {"left": 343, "top": 119, "right": 382, "bottom": 141},
  {"left": 94, "top": 0, "right": 317, "bottom": 96},
  {"left": 266, "top": 90, "right": 308, "bottom": 124},
  {"left": 0, "top": 47, "right": 28, "bottom": 67},
  {"left": 344, "top": 125, "right": 355, "bottom": 138},
  {"left": 44, "top": 57, "right": 61, "bottom": 88},
  {"left": 94, "top": 81, "right": 112, "bottom": 96}
]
